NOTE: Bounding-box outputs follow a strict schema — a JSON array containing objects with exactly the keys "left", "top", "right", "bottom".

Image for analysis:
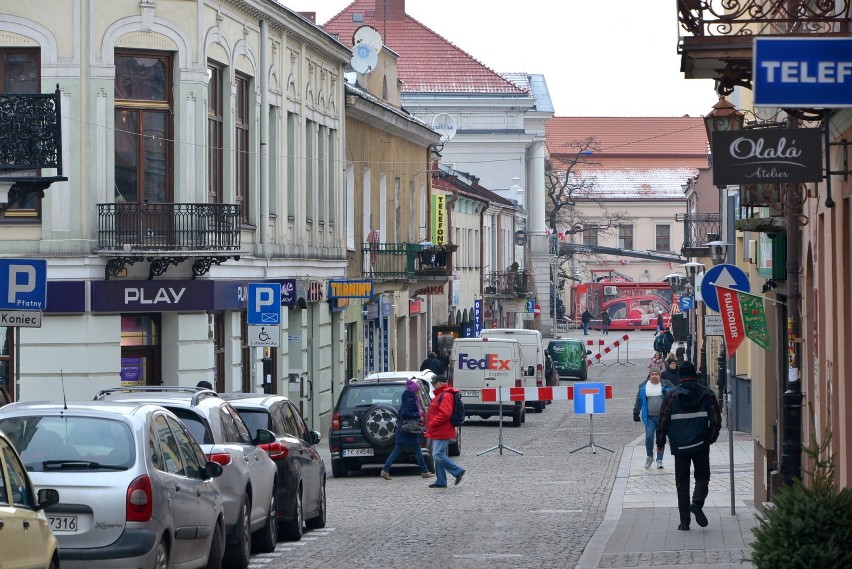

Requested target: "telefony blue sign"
[{"left": 754, "top": 37, "right": 852, "bottom": 107}]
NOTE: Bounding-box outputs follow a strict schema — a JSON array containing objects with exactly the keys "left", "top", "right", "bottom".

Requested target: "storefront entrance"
[{"left": 120, "top": 315, "right": 161, "bottom": 386}]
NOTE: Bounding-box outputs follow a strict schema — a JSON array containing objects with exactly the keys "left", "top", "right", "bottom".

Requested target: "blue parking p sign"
[
  {"left": 247, "top": 283, "right": 281, "bottom": 326},
  {"left": 0, "top": 259, "right": 47, "bottom": 310}
]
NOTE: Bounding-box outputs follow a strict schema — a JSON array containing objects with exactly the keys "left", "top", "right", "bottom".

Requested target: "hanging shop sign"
[
  {"left": 711, "top": 128, "right": 823, "bottom": 185},
  {"left": 328, "top": 279, "right": 373, "bottom": 299},
  {"left": 432, "top": 194, "right": 447, "bottom": 245}
]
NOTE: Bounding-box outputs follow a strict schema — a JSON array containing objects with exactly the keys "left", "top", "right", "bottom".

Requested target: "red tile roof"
[
  {"left": 546, "top": 117, "right": 708, "bottom": 170},
  {"left": 323, "top": 0, "right": 527, "bottom": 95}
]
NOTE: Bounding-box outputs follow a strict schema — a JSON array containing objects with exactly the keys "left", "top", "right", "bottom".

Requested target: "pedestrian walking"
[
  {"left": 660, "top": 327, "right": 674, "bottom": 355},
  {"left": 420, "top": 351, "right": 444, "bottom": 375},
  {"left": 655, "top": 310, "right": 664, "bottom": 335},
  {"left": 647, "top": 352, "right": 665, "bottom": 373},
  {"left": 675, "top": 342, "right": 686, "bottom": 364},
  {"left": 633, "top": 370, "right": 674, "bottom": 469},
  {"left": 425, "top": 375, "right": 465, "bottom": 488},
  {"left": 661, "top": 358, "right": 680, "bottom": 384},
  {"left": 656, "top": 361, "right": 722, "bottom": 531},
  {"left": 600, "top": 310, "right": 611, "bottom": 334},
  {"left": 581, "top": 309, "right": 593, "bottom": 335},
  {"left": 380, "top": 379, "right": 434, "bottom": 480}
]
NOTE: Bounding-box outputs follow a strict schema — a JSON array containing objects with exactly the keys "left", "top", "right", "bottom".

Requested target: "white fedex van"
[
  {"left": 448, "top": 337, "right": 526, "bottom": 427},
  {"left": 480, "top": 328, "right": 555, "bottom": 413}
]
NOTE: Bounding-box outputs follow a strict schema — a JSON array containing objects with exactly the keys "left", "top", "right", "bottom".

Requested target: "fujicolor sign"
[
  {"left": 457, "top": 353, "right": 510, "bottom": 371},
  {"left": 754, "top": 37, "right": 852, "bottom": 107}
]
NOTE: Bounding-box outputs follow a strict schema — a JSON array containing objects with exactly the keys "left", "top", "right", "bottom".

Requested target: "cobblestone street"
[{"left": 250, "top": 332, "right": 666, "bottom": 569}]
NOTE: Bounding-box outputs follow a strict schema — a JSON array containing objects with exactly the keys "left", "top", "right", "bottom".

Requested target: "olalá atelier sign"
[{"left": 711, "top": 128, "right": 822, "bottom": 186}]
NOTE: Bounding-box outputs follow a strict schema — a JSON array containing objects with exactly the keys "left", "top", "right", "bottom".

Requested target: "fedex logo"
[{"left": 457, "top": 353, "right": 510, "bottom": 371}]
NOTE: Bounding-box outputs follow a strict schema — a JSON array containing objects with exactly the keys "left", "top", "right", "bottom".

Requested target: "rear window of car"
[
  {"left": 232, "top": 408, "right": 269, "bottom": 438},
  {"left": 164, "top": 407, "right": 214, "bottom": 445},
  {"left": 0, "top": 415, "right": 135, "bottom": 472},
  {"left": 341, "top": 385, "right": 405, "bottom": 408}
]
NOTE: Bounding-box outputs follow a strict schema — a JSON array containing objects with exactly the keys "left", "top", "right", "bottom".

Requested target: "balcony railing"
[
  {"left": 677, "top": 212, "right": 721, "bottom": 257},
  {"left": 97, "top": 203, "right": 241, "bottom": 252},
  {"left": 678, "top": 0, "right": 851, "bottom": 37},
  {"left": 483, "top": 271, "right": 534, "bottom": 298},
  {"left": 361, "top": 243, "right": 455, "bottom": 279}
]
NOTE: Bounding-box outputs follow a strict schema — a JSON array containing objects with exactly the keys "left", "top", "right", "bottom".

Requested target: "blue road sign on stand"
[
  {"left": 247, "top": 283, "right": 281, "bottom": 326},
  {"left": 573, "top": 382, "right": 607, "bottom": 415},
  {"left": 701, "top": 264, "right": 750, "bottom": 312},
  {"left": 0, "top": 259, "right": 47, "bottom": 311},
  {"left": 679, "top": 296, "right": 694, "bottom": 312}
]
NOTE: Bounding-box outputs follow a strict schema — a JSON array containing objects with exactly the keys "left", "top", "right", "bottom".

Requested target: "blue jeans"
[
  {"left": 382, "top": 441, "right": 428, "bottom": 473},
  {"left": 432, "top": 439, "right": 463, "bottom": 486},
  {"left": 582, "top": 322, "right": 589, "bottom": 334},
  {"left": 645, "top": 416, "right": 663, "bottom": 460}
]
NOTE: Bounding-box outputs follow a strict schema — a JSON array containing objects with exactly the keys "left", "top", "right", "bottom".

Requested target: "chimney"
[{"left": 375, "top": 0, "right": 405, "bottom": 21}]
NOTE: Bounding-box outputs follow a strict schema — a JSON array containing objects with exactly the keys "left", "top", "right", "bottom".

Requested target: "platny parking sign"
[
  {"left": 247, "top": 283, "right": 281, "bottom": 326},
  {"left": 0, "top": 259, "right": 47, "bottom": 311}
]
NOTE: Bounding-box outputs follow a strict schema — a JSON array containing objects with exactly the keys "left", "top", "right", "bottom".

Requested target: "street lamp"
[{"left": 682, "top": 261, "right": 704, "bottom": 365}]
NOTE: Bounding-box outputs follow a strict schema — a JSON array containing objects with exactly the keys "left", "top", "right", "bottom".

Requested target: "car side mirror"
[
  {"left": 309, "top": 430, "right": 321, "bottom": 445},
  {"left": 253, "top": 428, "right": 276, "bottom": 446},
  {"left": 36, "top": 488, "right": 60, "bottom": 510},
  {"left": 205, "top": 461, "right": 224, "bottom": 479},
  {"left": 586, "top": 350, "right": 592, "bottom": 355}
]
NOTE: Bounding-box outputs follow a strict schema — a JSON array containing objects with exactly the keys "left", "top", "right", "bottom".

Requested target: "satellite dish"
[
  {"left": 353, "top": 25, "right": 383, "bottom": 51},
  {"left": 350, "top": 42, "right": 378, "bottom": 74},
  {"left": 431, "top": 113, "right": 458, "bottom": 142}
]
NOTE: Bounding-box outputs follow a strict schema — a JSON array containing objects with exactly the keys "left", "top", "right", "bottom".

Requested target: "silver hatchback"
[{"left": 0, "top": 400, "right": 226, "bottom": 569}]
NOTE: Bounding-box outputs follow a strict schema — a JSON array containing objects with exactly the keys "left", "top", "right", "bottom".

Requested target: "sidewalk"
[{"left": 577, "top": 429, "right": 759, "bottom": 569}]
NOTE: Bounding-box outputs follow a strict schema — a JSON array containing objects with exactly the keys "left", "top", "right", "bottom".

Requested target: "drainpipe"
[{"left": 259, "top": 19, "right": 269, "bottom": 258}]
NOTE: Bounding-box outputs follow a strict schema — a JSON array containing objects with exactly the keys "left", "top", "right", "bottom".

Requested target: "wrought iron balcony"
[
  {"left": 97, "top": 203, "right": 242, "bottom": 280},
  {"left": 361, "top": 243, "right": 455, "bottom": 280},
  {"left": 677, "top": 212, "right": 721, "bottom": 258},
  {"left": 677, "top": 0, "right": 851, "bottom": 94},
  {"left": 483, "top": 270, "right": 534, "bottom": 298},
  {"left": 0, "top": 86, "right": 67, "bottom": 209}
]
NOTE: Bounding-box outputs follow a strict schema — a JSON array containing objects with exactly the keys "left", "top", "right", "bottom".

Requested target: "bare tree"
[{"left": 545, "top": 136, "right": 630, "bottom": 242}]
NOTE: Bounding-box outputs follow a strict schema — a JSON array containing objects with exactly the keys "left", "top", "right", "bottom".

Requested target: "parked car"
[
  {"left": 94, "top": 387, "right": 277, "bottom": 569},
  {"left": 363, "top": 371, "right": 461, "bottom": 455},
  {"left": 329, "top": 376, "right": 435, "bottom": 478},
  {"left": 0, "top": 427, "right": 61, "bottom": 569},
  {"left": 0, "top": 400, "right": 224, "bottom": 569},
  {"left": 546, "top": 338, "right": 592, "bottom": 381},
  {"left": 219, "top": 393, "right": 326, "bottom": 541}
]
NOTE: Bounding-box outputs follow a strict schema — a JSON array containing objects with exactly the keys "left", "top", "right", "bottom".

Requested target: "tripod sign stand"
[
  {"left": 569, "top": 382, "right": 614, "bottom": 454},
  {"left": 477, "top": 384, "right": 523, "bottom": 456}
]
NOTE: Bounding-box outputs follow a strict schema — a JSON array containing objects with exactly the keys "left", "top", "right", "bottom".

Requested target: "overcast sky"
[{"left": 279, "top": 0, "right": 719, "bottom": 118}]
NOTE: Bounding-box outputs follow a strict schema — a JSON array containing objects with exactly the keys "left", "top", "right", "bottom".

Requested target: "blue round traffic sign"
[{"left": 701, "top": 264, "right": 750, "bottom": 312}]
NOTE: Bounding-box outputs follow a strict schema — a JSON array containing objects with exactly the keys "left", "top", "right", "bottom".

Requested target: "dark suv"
[{"left": 328, "top": 377, "right": 434, "bottom": 478}]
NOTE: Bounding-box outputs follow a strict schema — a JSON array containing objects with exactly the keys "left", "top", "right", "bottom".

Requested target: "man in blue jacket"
[{"left": 656, "top": 361, "right": 721, "bottom": 531}]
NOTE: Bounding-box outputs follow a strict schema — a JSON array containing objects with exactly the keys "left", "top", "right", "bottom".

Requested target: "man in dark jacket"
[
  {"left": 656, "top": 361, "right": 721, "bottom": 531},
  {"left": 581, "top": 309, "right": 593, "bottom": 335},
  {"left": 660, "top": 327, "right": 674, "bottom": 357},
  {"left": 420, "top": 352, "right": 444, "bottom": 375}
]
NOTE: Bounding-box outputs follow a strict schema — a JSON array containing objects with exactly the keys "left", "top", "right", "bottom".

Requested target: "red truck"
[{"left": 574, "top": 280, "right": 675, "bottom": 331}]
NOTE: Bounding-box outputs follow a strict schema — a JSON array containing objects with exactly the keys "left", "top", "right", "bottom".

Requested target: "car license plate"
[
  {"left": 49, "top": 515, "right": 78, "bottom": 532},
  {"left": 342, "top": 448, "right": 374, "bottom": 457},
  {"left": 459, "top": 391, "right": 478, "bottom": 397}
]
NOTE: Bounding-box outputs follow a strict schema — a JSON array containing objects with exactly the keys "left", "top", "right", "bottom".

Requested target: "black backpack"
[
  {"left": 653, "top": 335, "right": 666, "bottom": 352},
  {"left": 440, "top": 391, "right": 465, "bottom": 427}
]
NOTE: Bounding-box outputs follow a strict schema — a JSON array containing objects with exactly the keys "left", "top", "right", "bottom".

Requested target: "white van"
[
  {"left": 448, "top": 337, "right": 526, "bottom": 427},
  {"left": 480, "top": 328, "right": 555, "bottom": 413}
]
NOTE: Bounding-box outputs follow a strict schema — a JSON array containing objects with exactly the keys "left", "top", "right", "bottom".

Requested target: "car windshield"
[
  {"left": 0, "top": 415, "right": 135, "bottom": 472},
  {"left": 342, "top": 385, "right": 405, "bottom": 408}
]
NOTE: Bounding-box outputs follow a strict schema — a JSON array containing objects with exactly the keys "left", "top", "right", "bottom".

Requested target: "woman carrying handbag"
[{"left": 380, "top": 378, "right": 434, "bottom": 480}]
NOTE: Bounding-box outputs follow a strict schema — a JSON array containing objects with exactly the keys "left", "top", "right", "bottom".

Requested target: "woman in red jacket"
[{"left": 425, "top": 375, "right": 465, "bottom": 488}]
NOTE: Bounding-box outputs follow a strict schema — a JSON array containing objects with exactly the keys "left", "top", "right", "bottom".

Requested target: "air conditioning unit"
[
  {"left": 603, "top": 286, "right": 618, "bottom": 296},
  {"left": 747, "top": 239, "right": 757, "bottom": 264}
]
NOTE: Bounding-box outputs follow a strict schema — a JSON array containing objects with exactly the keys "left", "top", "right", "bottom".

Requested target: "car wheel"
[
  {"left": 305, "top": 478, "right": 327, "bottom": 530},
  {"left": 153, "top": 537, "right": 168, "bottom": 569},
  {"left": 533, "top": 401, "right": 544, "bottom": 413},
  {"left": 280, "top": 485, "right": 303, "bottom": 541},
  {"left": 205, "top": 521, "right": 224, "bottom": 569},
  {"left": 331, "top": 458, "right": 347, "bottom": 478},
  {"left": 224, "top": 495, "right": 251, "bottom": 569},
  {"left": 360, "top": 404, "right": 398, "bottom": 447},
  {"left": 521, "top": 407, "right": 526, "bottom": 423},
  {"left": 252, "top": 489, "right": 278, "bottom": 553},
  {"left": 512, "top": 408, "right": 522, "bottom": 427}
]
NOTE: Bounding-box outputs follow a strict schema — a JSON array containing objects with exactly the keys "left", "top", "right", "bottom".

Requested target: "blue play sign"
[
  {"left": 247, "top": 283, "right": 281, "bottom": 326},
  {"left": 701, "top": 264, "right": 750, "bottom": 313},
  {"left": 0, "top": 259, "right": 47, "bottom": 311}
]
